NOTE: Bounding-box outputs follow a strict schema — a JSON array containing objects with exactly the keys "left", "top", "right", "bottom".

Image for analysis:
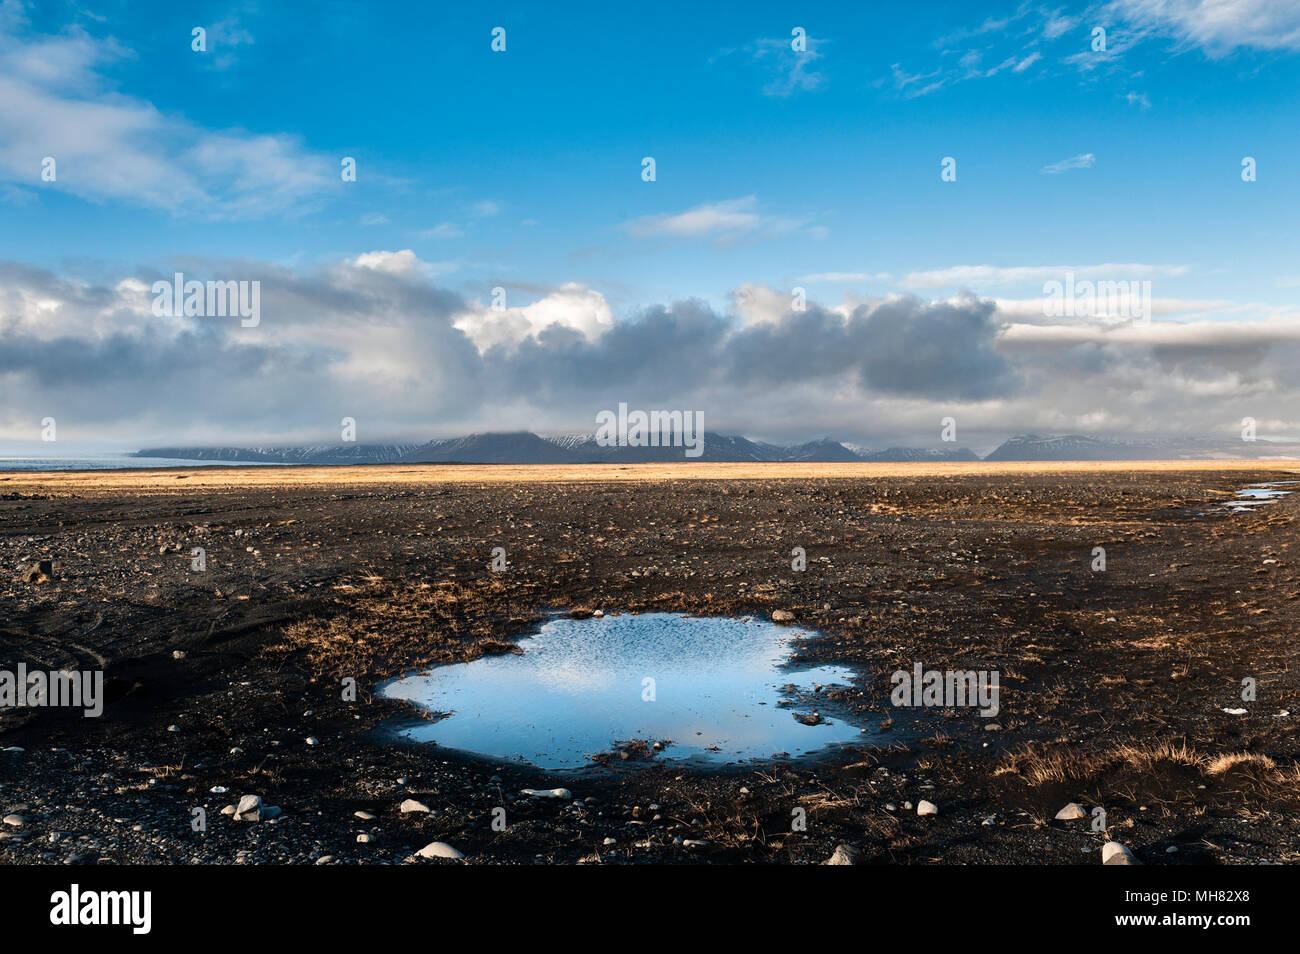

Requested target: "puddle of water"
[
  {"left": 1218, "top": 481, "right": 1296, "bottom": 513},
  {"left": 380, "top": 613, "right": 867, "bottom": 769}
]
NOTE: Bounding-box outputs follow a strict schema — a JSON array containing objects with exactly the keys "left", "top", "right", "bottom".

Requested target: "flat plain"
[{"left": 2, "top": 461, "right": 1298, "bottom": 864}]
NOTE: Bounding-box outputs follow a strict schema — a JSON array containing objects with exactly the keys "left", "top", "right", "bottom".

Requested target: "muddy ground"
[{"left": 2, "top": 465, "right": 1299, "bottom": 865}]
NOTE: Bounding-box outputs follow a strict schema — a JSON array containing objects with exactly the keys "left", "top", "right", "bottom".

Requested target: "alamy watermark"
[
  {"left": 890, "top": 662, "right": 999, "bottom": 717},
  {"left": 152, "top": 272, "right": 260, "bottom": 327},
  {"left": 1043, "top": 272, "right": 1151, "bottom": 323},
  {"left": 595, "top": 403, "right": 704, "bottom": 458},
  {"left": 0, "top": 665, "right": 103, "bottom": 717},
  {"left": 50, "top": 884, "right": 150, "bottom": 934}
]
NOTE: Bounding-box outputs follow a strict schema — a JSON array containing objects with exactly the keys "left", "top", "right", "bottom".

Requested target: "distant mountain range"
[{"left": 134, "top": 431, "right": 1300, "bottom": 465}]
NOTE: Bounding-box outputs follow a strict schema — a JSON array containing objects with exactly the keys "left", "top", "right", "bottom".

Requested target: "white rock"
[
  {"left": 2, "top": 815, "right": 24, "bottom": 827},
  {"left": 824, "top": 844, "right": 859, "bottom": 865},
  {"left": 771, "top": 610, "right": 795, "bottom": 623},
  {"left": 354, "top": 810, "right": 377, "bottom": 821},
  {"left": 1055, "top": 802, "right": 1087, "bottom": 820},
  {"left": 234, "top": 794, "right": 262, "bottom": 821},
  {"left": 1101, "top": 842, "right": 1139, "bottom": 865},
  {"left": 399, "top": 799, "right": 430, "bottom": 813},
  {"left": 593, "top": 610, "right": 604, "bottom": 618},
  {"left": 520, "top": 788, "right": 571, "bottom": 799},
  {"left": 1222, "top": 708, "right": 1247, "bottom": 715},
  {"left": 356, "top": 833, "right": 374, "bottom": 843},
  {"left": 917, "top": 800, "right": 939, "bottom": 816},
  {"left": 416, "top": 841, "right": 464, "bottom": 860}
]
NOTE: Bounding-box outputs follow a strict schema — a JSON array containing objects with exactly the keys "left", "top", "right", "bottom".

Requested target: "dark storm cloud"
[
  {"left": 719, "top": 296, "right": 1017, "bottom": 400},
  {"left": 848, "top": 296, "right": 1017, "bottom": 400}
]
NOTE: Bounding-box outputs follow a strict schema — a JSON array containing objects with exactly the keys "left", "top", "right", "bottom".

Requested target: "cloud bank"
[{"left": 3, "top": 254, "right": 1300, "bottom": 447}]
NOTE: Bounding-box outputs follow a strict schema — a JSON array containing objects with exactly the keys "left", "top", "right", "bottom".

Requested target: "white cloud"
[
  {"left": 1040, "top": 152, "right": 1096, "bottom": 174},
  {"left": 419, "top": 222, "right": 465, "bottom": 239},
  {"left": 625, "top": 196, "right": 761, "bottom": 238},
  {"left": 903, "top": 263, "right": 1188, "bottom": 289},
  {"left": 1112, "top": 0, "right": 1300, "bottom": 54},
  {"left": 454, "top": 282, "right": 613, "bottom": 350},
  {"left": 0, "top": 17, "right": 334, "bottom": 217},
  {"left": 799, "top": 271, "right": 893, "bottom": 284},
  {"left": 348, "top": 249, "right": 457, "bottom": 279},
  {"left": 1043, "top": 14, "right": 1080, "bottom": 39},
  {"left": 730, "top": 282, "right": 792, "bottom": 325},
  {"left": 752, "top": 34, "right": 827, "bottom": 97},
  {"left": 623, "top": 196, "right": 814, "bottom": 245}
]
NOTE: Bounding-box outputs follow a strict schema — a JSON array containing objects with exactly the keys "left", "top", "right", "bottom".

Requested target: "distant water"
[{"left": 0, "top": 455, "right": 267, "bottom": 472}]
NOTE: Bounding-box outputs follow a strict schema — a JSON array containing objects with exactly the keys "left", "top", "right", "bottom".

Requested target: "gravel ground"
[{"left": 2, "top": 465, "right": 1298, "bottom": 865}]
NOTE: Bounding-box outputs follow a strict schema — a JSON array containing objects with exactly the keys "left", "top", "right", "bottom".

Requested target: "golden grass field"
[{"left": 2, "top": 458, "right": 1298, "bottom": 494}]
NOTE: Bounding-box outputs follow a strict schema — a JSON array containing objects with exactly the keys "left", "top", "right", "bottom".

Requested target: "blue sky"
[{"left": 4, "top": 0, "right": 1300, "bottom": 449}]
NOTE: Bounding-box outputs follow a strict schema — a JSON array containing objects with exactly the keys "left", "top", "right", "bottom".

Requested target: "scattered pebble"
[{"left": 416, "top": 841, "right": 464, "bottom": 860}]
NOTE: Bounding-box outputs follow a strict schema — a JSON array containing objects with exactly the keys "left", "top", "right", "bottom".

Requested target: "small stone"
[
  {"left": 771, "top": 609, "right": 795, "bottom": 623},
  {"left": 305, "top": 737, "right": 318, "bottom": 746},
  {"left": 2, "top": 814, "right": 24, "bottom": 827},
  {"left": 916, "top": 800, "right": 939, "bottom": 816},
  {"left": 603, "top": 837, "right": 617, "bottom": 846},
  {"left": 354, "top": 811, "right": 376, "bottom": 821},
  {"left": 172, "top": 650, "right": 186, "bottom": 659},
  {"left": 520, "top": 788, "right": 571, "bottom": 799},
  {"left": 593, "top": 609, "right": 604, "bottom": 618},
  {"left": 399, "top": 799, "right": 430, "bottom": 813},
  {"left": 416, "top": 841, "right": 464, "bottom": 860},
  {"left": 1101, "top": 842, "right": 1139, "bottom": 865},
  {"left": 356, "top": 833, "right": 374, "bottom": 843},
  {"left": 824, "top": 844, "right": 859, "bottom": 865},
  {"left": 234, "top": 794, "right": 262, "bottom": 821},
  {"left": 1055, "top": 802, "right": 1088, "bottom": 821}
]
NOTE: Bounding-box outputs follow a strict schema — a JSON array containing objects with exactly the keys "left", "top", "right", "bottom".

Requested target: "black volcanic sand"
[{"left": 2, "top": 469, "right": 1299, "bottom": 865}]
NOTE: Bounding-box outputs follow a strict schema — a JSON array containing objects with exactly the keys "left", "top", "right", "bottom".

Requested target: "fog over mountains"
[{"left": 135, "top": 432, "right": 1300, "bottom": 465}]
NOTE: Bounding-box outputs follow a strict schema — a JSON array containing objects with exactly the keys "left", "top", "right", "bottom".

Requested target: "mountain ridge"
[{"left": 134, "top": 431, "right": 1300, "bottom": 465}]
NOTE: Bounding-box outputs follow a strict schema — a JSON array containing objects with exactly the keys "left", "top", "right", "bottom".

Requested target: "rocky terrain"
[{"left": 2, "top": 463, "right": 1299, "bottom": 865}]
